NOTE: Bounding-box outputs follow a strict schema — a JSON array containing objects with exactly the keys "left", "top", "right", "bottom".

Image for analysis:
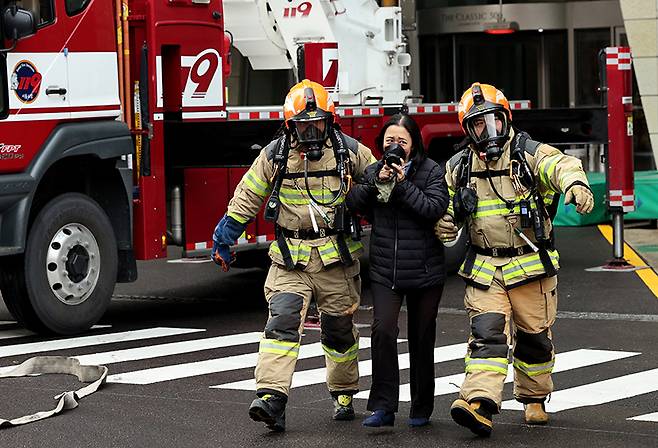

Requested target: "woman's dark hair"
[{"left": 375, "top": 113, "right": 426, "bottom": 167}]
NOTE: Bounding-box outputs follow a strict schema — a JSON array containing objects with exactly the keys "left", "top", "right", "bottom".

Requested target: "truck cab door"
[{"left": 7, "top": 0, "right": 70, "bottom": 119}]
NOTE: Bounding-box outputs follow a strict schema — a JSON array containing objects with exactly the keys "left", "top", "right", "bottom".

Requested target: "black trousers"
[{"left": 367, "top": 281, "right": 444, "bottom": 418}]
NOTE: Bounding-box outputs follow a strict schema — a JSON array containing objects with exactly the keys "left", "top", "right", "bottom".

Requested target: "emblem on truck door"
[{"left": 11, "top": 60, "right": 42, "bottom": 104}]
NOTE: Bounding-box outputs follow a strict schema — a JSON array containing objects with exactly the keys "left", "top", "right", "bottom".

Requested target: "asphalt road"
[{"left": 1, "top": 226, "right": 658, "bottom": 448}]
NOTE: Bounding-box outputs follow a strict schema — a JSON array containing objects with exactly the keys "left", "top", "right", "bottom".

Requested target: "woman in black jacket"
[{"left": 347, "top": 114, "right": 449, "bottom": 428}]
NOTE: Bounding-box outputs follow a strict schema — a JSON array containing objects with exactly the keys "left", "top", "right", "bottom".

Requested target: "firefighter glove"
[
  {"left": 211, "top": 214, "right": 247, "bottom": 271},
  {"left": 435, "top": 214, "right": 459, "bottom": 242},
  {"left": 564, "top": 184, "right": 594, "bottom": 215},
  {"left": 212, "top": 243, "right": 232, "bottom": 272}
]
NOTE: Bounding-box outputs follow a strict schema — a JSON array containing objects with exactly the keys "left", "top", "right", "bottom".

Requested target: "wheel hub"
[{"left": 46, "top": 223, "right": 101, "bottom": 305}]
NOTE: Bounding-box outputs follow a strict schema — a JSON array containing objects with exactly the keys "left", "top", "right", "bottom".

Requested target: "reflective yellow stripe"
[
  {"left": 538, "top": 155, "right": 561, "bottom": 189},
  {"left": 259, "top": 339, "right": 300, "bottom": 358},
  {"left": 323, "top": 342, "right": 359, "bottom": 363},
  {"left": 474, "top": 198, "right": 539, "bottom": 219},
  {"left": 461, "top": 258, "right": 496, "bottom": 280},
  {"left": 244, "top": 169, "right": 271, "bottom": 197},
  {"left": 502, "top": 250, "right": 559, "bottom": 281},
  {"left": 465, "top": 356, "right": 509, "bottom": 375},
  {"left": 317, "top": 238, "right": 363, "bottom": 263},
  {"left": 271, "top": 241, "right": 312, "bottom": 265},
  {"left": 227, "top": 212, "right": 249, "bottom": 225},
  {"left": 514, "top": 357, "right": 555, "bottom": 376},
  {"left": 272, "top": 237, "right": 362, "bottom": 265},
  {"left": 447, "top": 187, "right": 455, "bottom": 215}
]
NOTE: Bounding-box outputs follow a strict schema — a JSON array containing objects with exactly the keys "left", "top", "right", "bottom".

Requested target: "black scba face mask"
[
  {"left": 466, "top": 110, "right": 509, "bottom": 162},
  {"left": 291, "top": 117, "right": 332, "bottom": 162}
]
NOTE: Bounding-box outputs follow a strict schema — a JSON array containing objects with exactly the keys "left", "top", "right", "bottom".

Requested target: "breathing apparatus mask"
[
  {"left": 288, "top": 87, "right": 333, "bottom": 162},
  {"left": 463, "top": 85, "right": 510, "bottom": 163}
]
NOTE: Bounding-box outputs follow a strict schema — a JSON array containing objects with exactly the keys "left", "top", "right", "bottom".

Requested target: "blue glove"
[{"left": 211, "top": 214, "right": 247, "bottom": 271}]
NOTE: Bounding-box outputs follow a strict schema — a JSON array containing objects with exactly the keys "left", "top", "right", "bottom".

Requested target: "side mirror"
[{"left": 3, "top": 6, "right": 36, "bottom": 41}]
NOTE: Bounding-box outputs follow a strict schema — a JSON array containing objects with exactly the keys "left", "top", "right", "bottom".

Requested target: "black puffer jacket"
[{"left": 347, "top": 157, "right": 449, "bottom": 289}]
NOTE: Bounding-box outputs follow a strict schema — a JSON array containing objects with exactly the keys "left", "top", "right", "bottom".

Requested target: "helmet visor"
[
  {"left": 291, "top": 116, "right": 330, "bottom": 145},
  {"left": 466, "top": 110, "right": 508, "bottom": 144}
]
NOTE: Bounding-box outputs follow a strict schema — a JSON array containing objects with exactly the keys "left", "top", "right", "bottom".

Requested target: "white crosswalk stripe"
[
  {"left": 213, "top": 342, "right": 467, "bottom": 391},
  {"left": 503, "top": 367, "right": 658, "bottom": 412},
  {"left": 391, "top": 348, "right": 639, "bottom": 401},
  {"left": 628, "top": 412, "right": 658, "bottom": 422},
  {"left": 0, "top": 325, "right": 112, "bottom": 341},
  {"left": 107, "top": 337, "right": 372, "bottom": 384},
  {"left": 74, "top": 332, "right": 263, "bottom": 366},
  {"left": 1, "top": 326, "right": 656, "bottom": 421},
  {"left": 0, "top": 327, "right": 204, "bottom": 358}
]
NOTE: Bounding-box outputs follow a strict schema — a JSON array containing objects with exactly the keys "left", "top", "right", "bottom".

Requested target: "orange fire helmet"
[
  {"left": 283, "top": 79, "right": 335, "bottom": 126},
  {"left": 457, "top": 82, "right": 512, "bottom": 131}
]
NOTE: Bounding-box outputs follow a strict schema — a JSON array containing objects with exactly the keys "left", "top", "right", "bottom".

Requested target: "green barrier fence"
[{"left": 554, "top": 170, "right": 658, "bottom": 226}]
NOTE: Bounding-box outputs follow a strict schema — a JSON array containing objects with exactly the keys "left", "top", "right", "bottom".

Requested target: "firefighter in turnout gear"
[
  {"left": 212, "top": 80, "right": 375, "bottom": 432},
  {"left": 436, "top": 83, "right": 594, "bottom": 436}
]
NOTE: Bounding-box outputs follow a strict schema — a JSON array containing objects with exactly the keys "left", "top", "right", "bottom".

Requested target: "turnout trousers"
[
  {"left": 255, "top": 256, "right": 361, "bottom": 397},
  {"left": 459, "top": 269, "right": 558, "bottom": 410}
]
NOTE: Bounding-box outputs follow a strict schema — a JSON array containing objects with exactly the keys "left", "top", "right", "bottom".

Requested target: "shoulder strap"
[
  {"left": 341, "top": 132, "right": 359, "bottom": 156},
  {"left": 448, "top": 150, "right": 463, "bottom": 173},
  {"left": 513, "top": 129, "right": 541, "bottom": 157},
  {"left": 265, "top": 135, "right": 287, "bottom": 162}
]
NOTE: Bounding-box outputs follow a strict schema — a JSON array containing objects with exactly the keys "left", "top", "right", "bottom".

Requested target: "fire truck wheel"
[{"left": 1, "top": 193, "right": 118, "bottom": 335}]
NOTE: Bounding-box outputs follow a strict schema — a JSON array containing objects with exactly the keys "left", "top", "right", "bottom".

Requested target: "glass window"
[
  {"left": 454, "top": 31, "right": 540, "bottom": 106},
  {"left": 13, "top": 0, "right": 54, "bottom": 28},
  {"left": 575, "top": 28, "right": 610, "bottom": 106},
  {"left": 419, "top": 35, "right": 454, "bottom": 102},
  {"left": 543, "top": 30, "right": 568, "bottom": 107},
  {"left": 66, "top": 0, "right": 91, "bottom": 16}
]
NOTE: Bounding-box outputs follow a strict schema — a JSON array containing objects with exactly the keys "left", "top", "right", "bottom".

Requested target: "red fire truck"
[{"left": 0, "top": 0, "right": 601, "bottom": 335}]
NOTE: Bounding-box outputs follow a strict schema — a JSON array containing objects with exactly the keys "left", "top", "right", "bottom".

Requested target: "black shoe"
[
  {"left": 450, "top": 399, "right": 493, "bottom": 437},
  {"left": 249, "top": 393, "right": 287, "bottom": 432},
  {"left": 332, "top": 394, "right": 355, "bottom": 421}
]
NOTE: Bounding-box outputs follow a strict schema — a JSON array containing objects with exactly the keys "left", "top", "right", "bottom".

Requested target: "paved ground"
[{"left": 0, "top": 225, "right": 657, "bottom": 447}]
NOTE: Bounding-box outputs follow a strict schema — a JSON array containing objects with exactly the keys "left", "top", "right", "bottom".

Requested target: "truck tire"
[{"left": 0, "top": 193, "right": 118, "bottom": 334}]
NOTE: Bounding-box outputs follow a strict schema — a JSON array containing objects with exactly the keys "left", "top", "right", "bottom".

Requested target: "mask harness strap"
[{"left": 264, "top": 134, "right": 295, "bottom": 270}]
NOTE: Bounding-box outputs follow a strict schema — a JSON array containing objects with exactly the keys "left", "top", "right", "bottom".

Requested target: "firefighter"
[
  {"left": 211, "top": 79, "right": 375, "bottom": 432},
  {"left": 436, "top": 83, "right": 594, "bottom": 437}
]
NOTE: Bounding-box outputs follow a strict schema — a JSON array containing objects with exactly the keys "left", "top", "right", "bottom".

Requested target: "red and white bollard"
[{"left": 604, "top": 46, "right": 636, "bottom": 269}]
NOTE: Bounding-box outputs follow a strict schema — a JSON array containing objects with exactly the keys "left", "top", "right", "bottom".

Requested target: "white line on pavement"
[
  {"left": 108, "top": 338, "right": 372, "bottom": 385},
  {"left": 214, "top": 342, "right": 464, "bottom": 392},
  {"left": 0, "top": 327, "right": 204, "bottom": 358}
]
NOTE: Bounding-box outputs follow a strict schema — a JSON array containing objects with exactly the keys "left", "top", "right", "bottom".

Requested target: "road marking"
[
  {"left": 108, "top": 337, "right": 372, "bottom": 384},
  {"left": 628, "top": 412, "right": 658, "bottom": 422},
  {"left": 503, "top": 366, "right": 658, "bottom": 412},
  {"left": 0, "top": 324, "right": 113, "bottom": 341},
  {"left": 0, "top": 321, "right": 17, "bottom": 326},
  {"left": 72, "top": 332, "right": 263, "bottom": 366},
  {"left": 598, "top": 224, "right": 658, "bottom": 298},
  {"left": 214, "top": 342, "right": 467, "bottom": 392},
  {"left": 167, "top": 258, "right": 212, "bottom": 264},
  {"left": 0, "top": 327, "right": 204, "bottom": 358},
  {"left": 355, "top": 348, "right": 639, "bottom": 401},
  {"left": 0, "top": 329, "right": 33, "bottom": 340}
]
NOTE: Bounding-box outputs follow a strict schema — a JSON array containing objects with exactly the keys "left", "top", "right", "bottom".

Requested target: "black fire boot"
[
  {"left": 332, "top": 393, "right": 355, "bottom": 421},
  {"left": 450, "top": 398, "right": 495, "bottom": 437},
  {"left": 249, "top": 392, "right": 287, "bottom": 432}
]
